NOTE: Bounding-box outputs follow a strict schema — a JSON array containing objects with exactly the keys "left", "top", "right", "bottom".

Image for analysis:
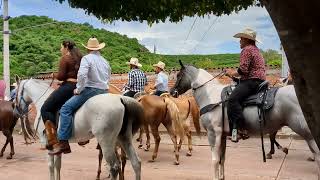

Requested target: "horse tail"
[
  {"left": 164, "top": 97, "right": 184, "bottom": 139},
  {"left": 120, "top": 96, "right": 144, "bottom": 136},
  {"left": 189, "top": 98, "right": 201, "bottom": 136}
]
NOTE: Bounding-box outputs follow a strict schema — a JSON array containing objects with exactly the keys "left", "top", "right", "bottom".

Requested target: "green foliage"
[
  {"left": 56, "top": 0, "right": 260, "bottom": 24},
  {"left": 0, "top": 16, "right": 280, "bottom": 80}
]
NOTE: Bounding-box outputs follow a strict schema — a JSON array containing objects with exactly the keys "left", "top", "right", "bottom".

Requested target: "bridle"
[
  {"left": 172, "top": 68, "right": 226, "bottom": 96},
  {"left": 15, "top": 78, "right": 54, "bottom": 119}
]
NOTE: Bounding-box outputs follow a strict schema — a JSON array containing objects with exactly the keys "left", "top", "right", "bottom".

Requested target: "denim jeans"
[{"left": 58, "top": 87, "right": 106, "bottom": 140}]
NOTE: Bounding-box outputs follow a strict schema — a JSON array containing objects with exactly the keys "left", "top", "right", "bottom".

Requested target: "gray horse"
[{"left": 170, "top": 62, "right": 320, "bottom": 180}]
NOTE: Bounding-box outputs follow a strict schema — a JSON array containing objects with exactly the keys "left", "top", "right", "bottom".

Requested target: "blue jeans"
[{"left": 58, "top": 87, "right": 106, "bottom": 140}]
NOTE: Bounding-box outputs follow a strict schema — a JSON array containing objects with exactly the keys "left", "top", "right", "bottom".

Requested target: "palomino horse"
[
  {"left": 160, "top": 93, "right": 201, "bottom": 156},
  {"left": 0, "top": 100, "right": 18, "bottom": 159},
  {"left": 171, "top": 62, "right": 320, "bottom": 180},
  {"left": 139, "top": 83, "right": 202, "bottom": 156},
  {"left": 15, "top": 77, "right": 144, "bottom": 180},
  {"left": 109, "top": 84, "right": 185, "bottom": 165}
]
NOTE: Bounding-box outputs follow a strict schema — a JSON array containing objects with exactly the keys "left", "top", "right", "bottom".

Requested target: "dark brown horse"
[{"left": 0, "top": 100, "right": 18, "bottom": 159}]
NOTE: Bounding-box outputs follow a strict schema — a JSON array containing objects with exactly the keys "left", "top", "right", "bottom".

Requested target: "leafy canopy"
[{"left": 56, "top": 0, "right": 260, "bottom": 24}]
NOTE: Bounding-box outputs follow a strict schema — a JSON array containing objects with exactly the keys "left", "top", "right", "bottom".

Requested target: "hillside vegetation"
[{"left": 0, "top": 16, "right": 280, "bottom": 79}]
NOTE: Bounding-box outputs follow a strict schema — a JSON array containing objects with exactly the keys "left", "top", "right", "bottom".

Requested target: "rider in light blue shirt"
[{"left": 152, "top": 61, "right": 168, "bottom": 96}]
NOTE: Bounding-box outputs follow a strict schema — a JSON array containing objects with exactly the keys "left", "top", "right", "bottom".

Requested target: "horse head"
[{"left": 170, "top": 60, "right": 193, "bottom": 96}]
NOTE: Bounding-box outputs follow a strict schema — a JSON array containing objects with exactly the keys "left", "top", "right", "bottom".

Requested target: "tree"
[{"left": 55, "top": 0, "right": 320, "bottom": 149}]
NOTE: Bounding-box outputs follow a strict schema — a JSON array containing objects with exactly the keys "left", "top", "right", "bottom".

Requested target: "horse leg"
[
  {"left": 54, "top": 154, "right": 62, "bottom": 180},
  {"left": 97, "top": 137, "right": 120, "bottom": 180},
  {"left": 149, "top": 126, "right": 161, "bottom": 162},
  {"left": 219, "top": 135, "right": 227, "bottom": 180},
  {"left": 120, "top": 148, "right": 127, "bottom": 180},
  {"left": 163, "top": 123, "right": 180, "bottom": 165},
  {"left": 96, "top": 145, "right": 103, "bottom": 180},
  {"left": 47, "top": 154, "right": 55, "bottom": 180},
  {"left": 7, "top": 131, "right": 15, "bottom": 159},
  {"left": 185, "top": 125, "right": 192, "bottom": 157},
  {"left": 118, "top": 136, "right": 141, "bottom": 180},
  {"left": 274, "top": 138, "right": 288, "bottom": 155},
  {"left": 144, "top": 124, "right": 151, "bottom": 151},
  {"left": 0, "top": 130, "right": 11, "bottom": 158},
  {"left": 306, "top": 139, "right": 320, "bottom": 162},
  {"left": 207, "top": 126, "right": 222, "bottom": 180},
  {"left": 267, "top": 132, "right": 276, "bottom": 159}
]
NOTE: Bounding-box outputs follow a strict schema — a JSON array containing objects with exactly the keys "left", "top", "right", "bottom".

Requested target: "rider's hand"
[
  {"left": 225, "top": 69, "right": 235, "bottom": 77},
  {"left": 74, "top": 89, "right": 80, "bottom": 95}
]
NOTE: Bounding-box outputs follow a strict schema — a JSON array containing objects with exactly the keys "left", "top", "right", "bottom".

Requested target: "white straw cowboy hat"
[
  {"left": 81, "top": 37, "right": 105, "bottom": 50},
  {"left": 126, "top": 57, "right": 142, "bottom": 67},
  {"left": 153, "top": 61, "right": 165, "bottom": 70},
  {"left": 233, "top": 28, "right": 261, "bottom": 43}
]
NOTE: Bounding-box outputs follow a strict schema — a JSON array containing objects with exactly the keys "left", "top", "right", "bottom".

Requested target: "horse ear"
[
  {"left": 179, "top": 60, "right": 185, "bottom": 69},
  {"left": 15, "top": 74, "right": 20, "bottom": 84}
]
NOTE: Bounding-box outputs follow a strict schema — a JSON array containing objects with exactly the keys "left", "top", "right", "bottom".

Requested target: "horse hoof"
[
  {"left": 0, "top": 153, "right": 3, "bottom": 158},
  {"left": 174, "top": 161, "right": 180, "bottom": 165},
  {"left": 148, "top": 159, "right": 155, "bottom": 163},
  {"left": 6, "top": 156, "right": 12, "bottom": 160},
  {"left": 186, "top": 152, "right": 192, "bottom": 157},
  {"left": 144, "top": 148, "right": 149, "bottom": 152},
  {"left": 138, "top": 144, "right": 143, "bottom": 149},
  {"left": 307, "top": 157, "right": 315, "bottom": 161},
  {"left": 282, "top": 148, "right": 289, "bottom": 154},
  {"left": 266, "top": 153, "right": 272, "bottom": 159}
]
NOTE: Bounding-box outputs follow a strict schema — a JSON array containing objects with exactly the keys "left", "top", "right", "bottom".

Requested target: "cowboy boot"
[
  {"left": 44, "top": 121, "right": 59, "bottom": 150},
  {"left": 48, "top": 140, "right": 71, "bottom": 155}
]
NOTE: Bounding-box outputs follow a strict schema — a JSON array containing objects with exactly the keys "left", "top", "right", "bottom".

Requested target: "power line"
[
  {"left": 184, "top": 16, "right": 198, "bottom": 42},
  {"left": 190, "top": 16, "right": 220, "bottom": 53}
]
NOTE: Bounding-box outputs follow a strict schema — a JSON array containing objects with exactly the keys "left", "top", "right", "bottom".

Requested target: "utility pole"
[{"left": 3, "top": 0, "right": 10, "bottom": 98}]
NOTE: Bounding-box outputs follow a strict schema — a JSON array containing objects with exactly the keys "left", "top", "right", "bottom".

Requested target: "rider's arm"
[
  {"left": 76, "top": 56, "right": 90, "bottom": 93},
  {"left": 238, "top": 48, "right": 252, "bottom": 75},
  {"left": 125, "top": 71, "right": 134, "bottom": 90},
  {"left": 153, "top": 74, "right": 163, "bottom": 89}
]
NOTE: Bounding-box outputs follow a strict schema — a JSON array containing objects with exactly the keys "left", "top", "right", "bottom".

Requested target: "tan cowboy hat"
[
  {"left": 233, "top": 28, "right": 261, "bottom": 43},
  {"left": 126, "top": 57, "right": 142, "bottom": 67},
  {"left": 81, "top": 37, "right": 105, "bottom": 51},
  {"left": 153, "top": 61, "right": 165, "bottom": 70}
]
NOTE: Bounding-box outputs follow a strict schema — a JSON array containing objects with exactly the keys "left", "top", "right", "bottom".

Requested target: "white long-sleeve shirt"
[{"left": 76, "top": 51, "right": 111, "bottom": 93}]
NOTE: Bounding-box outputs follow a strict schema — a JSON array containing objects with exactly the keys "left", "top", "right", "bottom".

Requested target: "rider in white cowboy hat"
[
  {"left": 50, "top": 37, "right": 111, "bottom": 155},
  {"left": 151, "top": 61, "right": 169, "bottom": 96},
  {"left": 123, "top": 57, "right": 147, "bottom": 97},
  {"left": 225, "top": 28, "right": 266, "bottom": 142}
]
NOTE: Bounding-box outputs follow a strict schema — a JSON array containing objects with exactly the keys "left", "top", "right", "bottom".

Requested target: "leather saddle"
[{"left": 221, "top": 81, "right": 279, "bottom": 110}]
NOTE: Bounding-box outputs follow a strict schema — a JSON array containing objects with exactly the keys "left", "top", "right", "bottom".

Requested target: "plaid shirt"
[
  {"left": 238, "top": 45, "right": 266, "bottom": 80},
  {"left": 125, "top": 69, "right": 147, "bottom": 92}
]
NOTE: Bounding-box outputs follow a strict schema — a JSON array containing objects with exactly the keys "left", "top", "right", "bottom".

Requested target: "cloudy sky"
[{"left": 6, "top": 0, "right": 281, "bottom": 54}]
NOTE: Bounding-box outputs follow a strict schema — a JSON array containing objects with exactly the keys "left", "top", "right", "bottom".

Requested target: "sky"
[{"left": 4, "top": 0, "right": 281, "bottom": 55}]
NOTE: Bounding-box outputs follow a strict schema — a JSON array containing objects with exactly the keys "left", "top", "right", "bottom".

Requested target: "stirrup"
[{"left": 231, "top": 129, "right": 238, "bottom": 143}]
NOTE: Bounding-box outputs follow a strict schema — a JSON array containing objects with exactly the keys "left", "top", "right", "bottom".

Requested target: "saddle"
[{"left": 221, "top": 81, "right": 279, "bottom": 110}]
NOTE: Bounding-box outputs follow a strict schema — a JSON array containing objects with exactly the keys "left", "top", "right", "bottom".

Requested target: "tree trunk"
[{"left": 261, "top": 0, "right": 320, "bottom": 147}]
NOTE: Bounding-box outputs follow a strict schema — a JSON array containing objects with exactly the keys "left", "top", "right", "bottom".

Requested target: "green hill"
[{"left": 0, "top": 16, "right": 280, "bottom": 79}]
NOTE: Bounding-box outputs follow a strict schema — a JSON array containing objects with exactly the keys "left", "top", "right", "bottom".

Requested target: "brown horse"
[
  {"left": 0, "top": 100, "right": 18, "bottom": 159},
  {"left": 158, "top": 93, "right": 201, "bottom": 156},
  {"left": 109, "top": 84, "right": 184, "bottom": 165}
]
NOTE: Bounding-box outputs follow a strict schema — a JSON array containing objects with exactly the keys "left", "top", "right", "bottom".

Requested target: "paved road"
[{"left": 0, "top": 134, "right": 318, "bottom": 180}]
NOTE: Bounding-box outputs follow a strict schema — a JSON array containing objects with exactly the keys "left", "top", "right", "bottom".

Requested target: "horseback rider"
[
  {"left": 151, "top": 61, "right": 169, "bottom": 96},
  {"left": 123, "top": 57, "right": 147, "bottom": 97},
  {"left": 225, "top": 28, "right": 266, "bottom": 143},
  {"left": 49, "top": 37, "right": 111, "bottom": 155},
  {"left": 41, "top": 40, "right": 82, "bottom": 150}
]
